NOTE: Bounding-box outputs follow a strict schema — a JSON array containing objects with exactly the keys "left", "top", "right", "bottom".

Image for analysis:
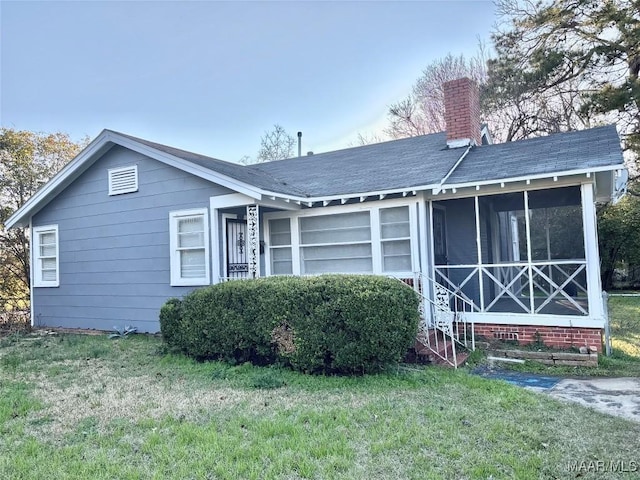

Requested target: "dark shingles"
[
  {"left": 251, "top": 133, "right": 463, "bottom": 197},
  {"left": 444, "top": 125, "right": 624, "bottom": 186},
  {"left": 110, "top": 131, "right": 306, "bottom": 196},
  {"left": 110, "top": 126, "right": 624, "bottom": 198}
]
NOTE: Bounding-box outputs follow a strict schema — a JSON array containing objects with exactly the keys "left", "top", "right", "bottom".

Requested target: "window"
[
  {"left": 265, "top": 202, "right": 416, "bottom": 276},
  {"left": 380, "top": 206, "right": 412, "bottom": 273},
  {"left": 268, "top": 218, "right": 293, "bottom": 275},
  {"left": 300, "top": 211, "right": 373, "bottom": 274},
  {"left": 169, "top": 209, "right": 210, "bottom": 286},
  {"left": 108, "top": 165, "right": 138, "bottom": 195},
  {"left": 33, "top": 225, "right": 59, "bottom": 287}
]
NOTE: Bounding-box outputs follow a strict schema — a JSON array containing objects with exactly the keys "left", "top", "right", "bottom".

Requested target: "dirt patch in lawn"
[{"left": 19, "top": 358, "right": 369, "bottom": 440}]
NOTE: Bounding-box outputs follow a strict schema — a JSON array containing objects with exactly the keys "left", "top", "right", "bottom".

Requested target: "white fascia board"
[
  {"left": 268, "top": 183, "right": 440, "bottom": 206},
  {"left": 439, "top": 164, "right": 625, "bottom": 193},
  {"left": 5, "top": 130, "right": 116, "bottom": 229},
  {"left": 5, "top": 130, "right": 267, "bottom": 229}
]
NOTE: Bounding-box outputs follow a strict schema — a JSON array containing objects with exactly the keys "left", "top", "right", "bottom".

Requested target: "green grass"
[{"left": 1, "top": 333, "right": 639, "bottom": 479}]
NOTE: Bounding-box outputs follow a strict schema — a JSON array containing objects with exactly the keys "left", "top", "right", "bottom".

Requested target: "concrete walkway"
[
  {"left": 547, "top": 377, "right": 640, "bottom": 423},
  {"left": 472, "top": 367, "right": 640, "bottom": 423}
]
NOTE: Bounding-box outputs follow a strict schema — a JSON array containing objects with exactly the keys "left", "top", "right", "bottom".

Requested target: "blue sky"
[{"left": 1, "top": 1, "right": 496, "bottom": 162}]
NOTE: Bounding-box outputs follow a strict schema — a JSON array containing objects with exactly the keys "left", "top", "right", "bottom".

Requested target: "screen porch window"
[
  {"left": 268, "top": 218, "right": 293, "bottom": 275},
  {"left": 170, "top": 209, "right": 210, "bottom": 286},
  {"left": 33, "top": 225, "right": 59, "bottom": 287},
  {"left": 299, "top": 211, "right": 372, "bottom": 274},
  {"left": 380, "top": 206, "right": 412, "bottom": 273}
]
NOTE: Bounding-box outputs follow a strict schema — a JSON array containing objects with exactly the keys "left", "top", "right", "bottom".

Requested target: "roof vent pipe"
[{"left": 297, "top": 131, "right": 302, "bottom": 157}]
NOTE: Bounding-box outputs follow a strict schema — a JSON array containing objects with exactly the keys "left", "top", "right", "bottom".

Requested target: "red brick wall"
[
  {"left": 473, "top": 323, "right": 603, "bottom": 352},
  {"left": 443, "top": 77, "right": 482, "bottom": 146}
]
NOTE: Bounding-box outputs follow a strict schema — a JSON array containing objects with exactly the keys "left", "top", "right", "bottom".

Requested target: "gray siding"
[{"left": 32, "top": 145, "right": 233, "bottom": 332}]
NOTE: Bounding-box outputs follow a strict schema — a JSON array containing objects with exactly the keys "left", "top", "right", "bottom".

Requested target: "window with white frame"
[
  {"left": 380, "top": 206, "right": 412, "bottom": 273},
  {"left": 300, "top": 211, "right": 373, "bottom": 274},
  {"left": 33, "top": 225, "right": 59, "bottom": 287},
  {"left": 265, "top": 202, "right": 416, "bottom": 276},
  {"left": 169, "top": 209, "right": 210, "bottom": 286},
  {"left": 268, "top": 218, "right": 293, "bottom": 275}
]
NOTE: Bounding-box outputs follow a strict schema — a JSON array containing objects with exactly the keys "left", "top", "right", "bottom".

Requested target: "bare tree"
[
  {"left": 256, "top": 124, "right": 296, "bottom": 163},
  {"left": 386, "top": 48, "right": 489, "bottom": 139}
]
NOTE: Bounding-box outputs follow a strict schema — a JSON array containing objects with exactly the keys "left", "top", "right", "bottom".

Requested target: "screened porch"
[{"left": 430, "top": 184, "right": 601, "bottom": 319}]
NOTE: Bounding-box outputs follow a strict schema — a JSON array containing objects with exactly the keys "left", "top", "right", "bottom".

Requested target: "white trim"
[
  {"left": 209, "top": 207, "right": 219, "bottom": 284},
  {"left": 263, "top": 197, "right": 417, "bottom": 277},
  {"left": 220, "top": 213, "right": 238, "bottom": 279},
  {"left": 29, "top": 218, "right": 35, "bottom": 326},
  {"left": 581, "top": 184, "right": 605, "bottom": 319},
  {"left": 435, "top": 145, "right": 472, "bottom": 194},
  {"left": 473, "top": 196, "right": 485, "bottom": 311},
  {"left": 32, "top": 224, "right": 59, "bottom": 288},
  {"left": 169, "top": 208, "right": 211, "bottom": 286},
  {"left": 108, "top": 165, "right": 138, "bottom": 195},
  {"left": 438, "top": 164, "right": 623, "bottom": 194},
  {"left": 467, "top": 313, "right": 604, "bottom": 329}
]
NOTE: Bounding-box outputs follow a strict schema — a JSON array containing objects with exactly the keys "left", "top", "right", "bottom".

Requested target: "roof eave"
[{"left": 437, "top": 163, "right": 625, "bottom": 193}]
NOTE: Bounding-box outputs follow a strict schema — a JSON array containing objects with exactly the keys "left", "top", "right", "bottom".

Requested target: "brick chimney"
[{"left": 443, "top": 77, "right": 481, "bottom": 148}]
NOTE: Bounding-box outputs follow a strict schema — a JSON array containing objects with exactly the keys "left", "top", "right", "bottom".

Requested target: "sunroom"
[{"left": 428, "top": 182, "right": 604, "bottom": 328}]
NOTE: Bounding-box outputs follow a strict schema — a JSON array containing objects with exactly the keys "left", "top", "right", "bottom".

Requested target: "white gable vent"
[{"left": 108, "top": 165, "right": 138, "bottom": 196}]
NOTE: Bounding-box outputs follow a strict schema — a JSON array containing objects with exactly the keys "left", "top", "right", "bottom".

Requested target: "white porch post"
[
  {"left": 581, "top": 183, "right": 604, "bottom": 319},
  {"left": 246, "top": 205, "right": 260, "bottom": 278}
]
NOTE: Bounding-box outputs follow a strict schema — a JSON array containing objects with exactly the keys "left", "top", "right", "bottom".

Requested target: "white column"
[
  {"left": 581, "top": 183, "right": 604, "bottom": 319},
  {"left": 246, "top": 205, "right": 260, "bottom": 278},
  {"left": 210, "top": 207, "right": 220, "bottom": 283},
  {"left": 474, "top": 196, "right": 485, "bottom": 312},
  {"left": 524, "top": 191, "right": 535, "bottom": 314}
]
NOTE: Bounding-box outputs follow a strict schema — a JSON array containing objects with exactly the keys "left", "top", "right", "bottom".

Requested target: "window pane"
[
  {"left": 180, "top": 249, "right": 205, "bottom": 278},
  {"left": 270, "top": 247, "right": 293, "bottom": 275},
  {"left": 269, "top": 219, "right": 291, "bottom": 246},
  {"left": 178, "top": 216, "right": 203, "bottom": 233},
  {"left": 380, "top": 206, "right": 409, "bottom": 223},
  {"left": 40, "top": 244, "right": 56, "bottom": 257},
  {"left": 300, "top": 212, "right": 371, "bottom": 244},
  {"left": 382, "top": 240, "right": 412, "bottom": 272},
  {"left": 380, "top": 207, "right": 410, "bottom": 239},
  {"left": 41, "top": 269, "right": 57, "bottom": 281},
  {"left": 40, "top": 232, "right": 56, "bottom": 245},
  {"left": 178, "top": 232, "right": 204, "bottom": 248},
  {"left": 302, "top": 244, "right": 372, "bottom": 274}
]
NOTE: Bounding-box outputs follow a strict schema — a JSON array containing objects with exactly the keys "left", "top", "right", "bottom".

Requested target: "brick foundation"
[{"left": 473, "top": 324, "right": 603, "bottom": 352}]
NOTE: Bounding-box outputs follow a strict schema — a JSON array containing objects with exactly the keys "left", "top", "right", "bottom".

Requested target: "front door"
[
  {"left": 226, "top": 218, "right": 248, "bottom": 279},
  {"left": 433, "top": 207, "right": 448, "bottom": 265}
]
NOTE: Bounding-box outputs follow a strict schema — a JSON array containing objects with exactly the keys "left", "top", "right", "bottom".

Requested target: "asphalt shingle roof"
[
  {"left": 444, "top": 125, "right": 624, "bottom": 186},
  {"left": 251, "top": 132, "right": 462, "bottom": 197},
  {"left": 113, "top": 125, "right": 624, "bottom": 198}
]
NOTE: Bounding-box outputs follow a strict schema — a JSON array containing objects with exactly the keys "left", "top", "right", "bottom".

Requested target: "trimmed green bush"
[{"left": 160, "top": 275, "right": 419, "bottom": 374}]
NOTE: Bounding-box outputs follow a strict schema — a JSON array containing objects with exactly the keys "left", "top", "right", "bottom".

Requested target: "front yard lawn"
[{"left": 1, "top": 333, "right": 639, "bottom": 479}]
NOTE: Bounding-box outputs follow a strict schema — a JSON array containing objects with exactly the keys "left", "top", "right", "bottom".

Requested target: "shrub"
[{"left": 160, "top": 275, "right": 419, "bottom": 374}]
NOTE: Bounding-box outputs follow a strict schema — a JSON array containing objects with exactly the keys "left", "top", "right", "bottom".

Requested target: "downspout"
[{"left": 433, "top": 144, "right": 473, "bottom": 195}]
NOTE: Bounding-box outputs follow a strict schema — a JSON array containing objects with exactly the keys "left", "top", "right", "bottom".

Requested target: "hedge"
[{"left": 159, "top": 275, "right": 420, "bottom": 374}]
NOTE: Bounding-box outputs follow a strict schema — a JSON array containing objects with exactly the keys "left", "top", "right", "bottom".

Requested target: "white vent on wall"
[{"left": 108, "top": 165, "right": 138, "bottom": 196}]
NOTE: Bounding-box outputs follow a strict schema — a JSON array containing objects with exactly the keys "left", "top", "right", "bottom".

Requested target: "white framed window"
[
  {"left": 169, "top": 208, "right": 210, "bottom": 286},
  {"left": 33, "top": 225, "right": 59, "bottom": 287},
  {"left": 380, "top": 206, "right": 412, "bottom": 273},
  {"left": 268, "top": 218, "right": 293, "bottom": 275},
  {"left": 264, "top": 199, "right": 416, "bottom": 277},
  {"left": 300, "top": 211, "right": 373, "bottom": 274},
  {"left": 108, "top": 165, "right": 138, "bottom": 195}
]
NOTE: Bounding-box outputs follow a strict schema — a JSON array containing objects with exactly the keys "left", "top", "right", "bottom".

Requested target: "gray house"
[{"left": 6, "top": 78, "right": 626, "bottom": 357}]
